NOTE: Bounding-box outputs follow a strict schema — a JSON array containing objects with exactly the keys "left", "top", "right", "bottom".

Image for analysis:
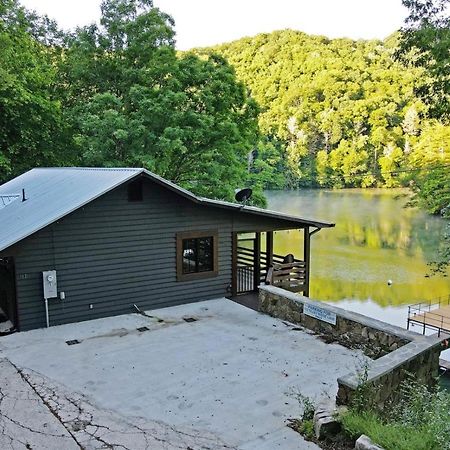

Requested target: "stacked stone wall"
[{"left": 259, "top": 285, "right": 445, "bottom": 406}]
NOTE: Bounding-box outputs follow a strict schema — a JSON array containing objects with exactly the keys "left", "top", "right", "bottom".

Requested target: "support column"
[
  {"left": 231, "top": 232, "right": 238, "bottom": 297},
  {"left": 266, "top": 231, "right": 274, "bottom": 272},
  {"left": 254, "top": 232, "right": 261, "bottom": 291},
  {"left": 303, "top": 227, "right": 310, "bottom": 297}
]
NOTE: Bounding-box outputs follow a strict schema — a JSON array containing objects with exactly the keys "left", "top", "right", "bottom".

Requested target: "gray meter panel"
[{"left": 42, "top": 270, "right": 58, "bottom": 299}]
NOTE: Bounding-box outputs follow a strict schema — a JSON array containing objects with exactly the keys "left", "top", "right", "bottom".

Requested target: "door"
[
  {"left": 0, "top": 257, "right": 18, "bottom": 333},
  {"left": 233, "top": 232, "right": 261, "bottom": 295}
]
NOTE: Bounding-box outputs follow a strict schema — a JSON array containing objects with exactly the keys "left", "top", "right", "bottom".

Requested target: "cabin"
[{"left": 0, "top": 168, "right": 334, "bottom": 332}]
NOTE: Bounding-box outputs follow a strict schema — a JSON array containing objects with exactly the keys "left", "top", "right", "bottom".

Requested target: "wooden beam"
[
  {"left": 254, "top": 232, "right": 261, "bottom": 291},
  {"left": 231, "top": 232, "right": 238, "bottom": 297},
  {"left": 266, "top": 231, "right": 274, "bottom": 272},
  {"left": 303, "top": 227, "right": 310, "bottom": 297}
]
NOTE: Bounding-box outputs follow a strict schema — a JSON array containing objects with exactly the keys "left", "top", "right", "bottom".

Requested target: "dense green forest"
[
  {"left": 198, "top": 30, "right": 449, "bottom": 211},
  {"left": 0, "top": 0, "right": 448, "bottom": 220},
  {"left": 0, "top": 0, "right": 261, "bottom": 203}
]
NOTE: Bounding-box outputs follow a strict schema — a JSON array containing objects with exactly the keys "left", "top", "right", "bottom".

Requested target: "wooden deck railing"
[
  {"left": 237, "top": 246, "right": 296, "bottom": 282},
  {"left": 236, "top": 245, "right": 307, "bottom": 294},
  {"left": 265, "top": 261, "right": 307, "bottom": 293}
]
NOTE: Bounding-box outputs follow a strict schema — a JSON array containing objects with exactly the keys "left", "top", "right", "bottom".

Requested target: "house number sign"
[{"left": 304, "top": 303, "right": 337, "bottom": 326}]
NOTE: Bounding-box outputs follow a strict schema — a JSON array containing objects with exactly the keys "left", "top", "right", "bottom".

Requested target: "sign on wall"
[{"left": 304, "top": 303, "right": 337, "bottom": 326}]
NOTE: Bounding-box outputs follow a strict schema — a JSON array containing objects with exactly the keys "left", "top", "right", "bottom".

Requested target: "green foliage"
[
  {"left": 298, "top": 419, "right": 315, "bottom": 439},
  {"left": 1, "top": 0, "right": 448, "bottom": 216},
  {"left": 341, "top": 376, "right": 450, "bottom": 450},
  {"left": 60, "top": 0, "right": 261, "bottom": 203},
  {"left": 407, "top": 122, "right": 450, "bottom": 214},
  {"left": 297, "top": 392, "right": 316, "bottom": 421},
  {"left": 196, "top": 30, "right": 435, "bottom": 190},
  {"left": 397, "top": 0, "right": 450, "bottom": 122},
  {"left": 0, "top": 0, "right": 262, "bottom": 204},
  {"left": 341, "top": 411, "right": 437, "bottom": 450},
  {"left": 0, "top": 0, "right": 70, "bottom": 180},
  {"left": 396, "top": 1, "right": 450, "bottom": 269}
]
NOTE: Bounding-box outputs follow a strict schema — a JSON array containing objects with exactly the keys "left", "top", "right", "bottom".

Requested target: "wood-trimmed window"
[{"left": 176, "top": 230, "right": 218, "bottom": 281}]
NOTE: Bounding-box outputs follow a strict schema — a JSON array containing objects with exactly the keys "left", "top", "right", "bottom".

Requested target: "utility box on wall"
[{"left": 42, "top": 270, "right": 57, "bottom": 299}]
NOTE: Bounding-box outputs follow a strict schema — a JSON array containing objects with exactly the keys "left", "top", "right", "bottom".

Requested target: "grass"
[
  {"left": 338, "top": 373, "right": 450, "bottom": 450},
  {"left": 341, "top": 411, "right": 439, "bottom": 450}
]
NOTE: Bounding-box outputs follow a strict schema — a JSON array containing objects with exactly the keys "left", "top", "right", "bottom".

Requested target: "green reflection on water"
[{"left": 266, "top": 189, "right": 450, "bottom": 307}]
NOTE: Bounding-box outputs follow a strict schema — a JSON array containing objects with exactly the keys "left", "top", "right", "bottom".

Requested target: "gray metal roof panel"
[
  {"left": 0, "top": 167, "right": 334, "bottom": 252},
  {"left": 0, "top": 168, "right": 143, "bottom": 252}
]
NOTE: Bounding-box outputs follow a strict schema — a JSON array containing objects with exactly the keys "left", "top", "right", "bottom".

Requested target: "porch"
[{"left": 231, "top": 227, "right": 322, "bottom": 299}]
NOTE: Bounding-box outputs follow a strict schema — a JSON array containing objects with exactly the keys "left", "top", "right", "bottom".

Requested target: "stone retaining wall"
[{"left": 259, "top": 285, "right": 445, "bottom": 406}]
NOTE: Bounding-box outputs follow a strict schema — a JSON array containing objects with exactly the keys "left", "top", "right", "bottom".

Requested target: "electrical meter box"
[{"left": 42, "top": 270, "right": 58, "bottom": 299}]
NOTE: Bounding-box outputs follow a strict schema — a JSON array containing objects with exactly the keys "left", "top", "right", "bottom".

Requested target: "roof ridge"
[{"left": 32, "top": 167, "right": 143, "bottom": 172}]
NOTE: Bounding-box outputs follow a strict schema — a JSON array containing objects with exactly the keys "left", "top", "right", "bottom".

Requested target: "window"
[
  {"left": 176, "top": 230, "right": 218, "bottom": 281},
  {"left": 127, "top": 179, "right": 143, "bottom": 202}
]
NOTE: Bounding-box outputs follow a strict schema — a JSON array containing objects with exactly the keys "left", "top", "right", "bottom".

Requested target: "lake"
[{"left": 265, "top": 188, "right": 450, "bottom": 332}]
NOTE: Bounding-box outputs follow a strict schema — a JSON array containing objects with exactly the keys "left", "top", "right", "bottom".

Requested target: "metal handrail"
[
  {"left": 408, "top": 294, "right": 450, "bottom": 311},
  {"left": 407, "top": 294, "right": 450, "bottom": 337}
]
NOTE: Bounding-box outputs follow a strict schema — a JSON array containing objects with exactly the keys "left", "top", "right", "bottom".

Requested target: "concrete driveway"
[{"left": 0, "top": 299, "right": 365, "bottom": 449}]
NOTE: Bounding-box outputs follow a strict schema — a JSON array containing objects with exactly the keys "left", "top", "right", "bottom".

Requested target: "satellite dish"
[{"left": 235, "top": 188, "right": 253, "bottom": 205}]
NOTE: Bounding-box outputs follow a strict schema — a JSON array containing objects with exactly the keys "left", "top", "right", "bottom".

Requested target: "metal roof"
[{"left": 0, "top": 167, "right": 334, "bottom": 252}]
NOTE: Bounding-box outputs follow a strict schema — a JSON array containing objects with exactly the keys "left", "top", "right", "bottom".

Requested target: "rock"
[
  {"left": 355, "top": 434, "right": 385, "bottom": 450},
  {"left": 313, "top": 402, "right": 340, "bottom": 439}
]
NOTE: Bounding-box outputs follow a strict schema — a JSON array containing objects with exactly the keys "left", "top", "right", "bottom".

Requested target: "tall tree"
[
  {"left": 0, "top": 0, "right": 69, "bottom": 181},
  {"left": 61, "top": 0, "right": 260, "bottom": 202},
  {"left": 397, "top": 0, "right": 450, "bottom": 272},
  {"left": 397, "top": 0, "right": 450, "bottom": 121}
]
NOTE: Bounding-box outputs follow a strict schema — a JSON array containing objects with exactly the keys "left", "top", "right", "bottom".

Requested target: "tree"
[
  {"left": 62, "top": 0, "right": 260, "bottom": 202},
  {"left": 397, "top": 0, "right": 450, "bottom": 122},
  {"left": 0, "top": 0, "right": 69, "bottom": 181}
]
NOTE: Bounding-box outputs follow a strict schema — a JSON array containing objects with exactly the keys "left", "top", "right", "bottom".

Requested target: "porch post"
[
  {"left": 254, "top": 232, "right": 261, "bottom": 290},
  {"left": 266, "top": 231, "right": 274, "bottom": 272},
  {"left": 303, "top": 227, "right": 310, "bottom": 297},
  {"left": 231, "top": 232, "right": 238, "bottom": 297}
]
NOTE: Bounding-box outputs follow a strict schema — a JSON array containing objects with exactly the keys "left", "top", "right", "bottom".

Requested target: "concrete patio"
[{"left": 0, "top": 298, "right": 366, "bottom": 449}]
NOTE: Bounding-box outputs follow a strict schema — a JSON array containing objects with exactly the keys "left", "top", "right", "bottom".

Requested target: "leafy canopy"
[{"left": 0, "top": 0, "right": 261, "bottom": 204}]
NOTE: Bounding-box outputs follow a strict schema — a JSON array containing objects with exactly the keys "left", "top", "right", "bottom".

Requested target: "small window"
[
  {"left": 127, "top": 180, "right": 143, "bottom": 202},
  {"left": 177, "top": 231, "right": 218, "bottom": 281}
]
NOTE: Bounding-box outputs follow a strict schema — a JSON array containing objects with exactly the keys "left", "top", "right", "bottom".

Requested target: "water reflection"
[{"left": 266, "top": 189, "right": 450, "bottom": 308}]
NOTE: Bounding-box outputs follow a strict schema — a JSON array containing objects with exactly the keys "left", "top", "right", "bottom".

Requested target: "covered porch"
[{"left": 231, "top": 224, "right": 327, "bottom": 302}]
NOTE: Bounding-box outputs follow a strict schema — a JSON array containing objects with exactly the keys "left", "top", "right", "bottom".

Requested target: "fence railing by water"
[{"left": 407, "top": 294, "right": 450, "bottom": 336}]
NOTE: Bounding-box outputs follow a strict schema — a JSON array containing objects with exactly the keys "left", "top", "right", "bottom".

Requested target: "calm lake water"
[{"left": 265, "top": 189, "right": 450, "bottom": 332}]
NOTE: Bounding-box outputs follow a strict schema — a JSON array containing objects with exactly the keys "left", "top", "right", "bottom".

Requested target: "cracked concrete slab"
[
  {"left": 0, "top": 358, "right": 79, "bottom": 450},
  {"left": 1, "top": 298, "right": 366, "bottom": 449},
  {"left": 22, "top": 368, "right": 234, "bottom": 450}
]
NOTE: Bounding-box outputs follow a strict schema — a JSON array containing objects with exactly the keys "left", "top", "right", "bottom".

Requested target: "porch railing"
[
  {"left": 237, "top": 246, "right": 307, "bottom": 294},
  {"left": 265, "top": 261, "right": 307, "bottom": 293}
]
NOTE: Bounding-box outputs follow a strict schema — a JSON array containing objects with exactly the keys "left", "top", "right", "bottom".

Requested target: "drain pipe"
[{"left": 44, "top": 297, "right": 49, "bottom": 328}]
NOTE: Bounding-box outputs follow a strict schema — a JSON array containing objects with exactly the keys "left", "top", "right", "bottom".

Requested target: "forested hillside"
[{"left": 198, "top": 30, "right": 449, "bottom": 203}]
